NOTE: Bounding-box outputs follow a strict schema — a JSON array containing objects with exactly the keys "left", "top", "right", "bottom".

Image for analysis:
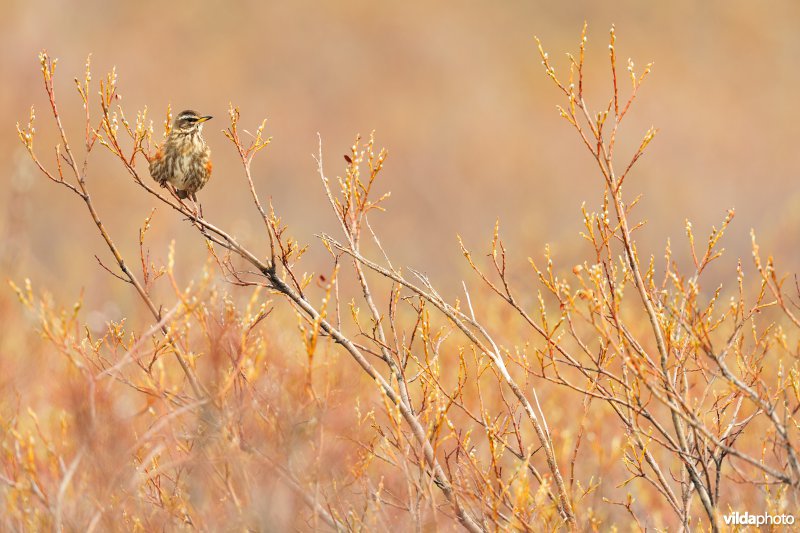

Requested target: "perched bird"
[{"left": 149, "top": 110, "right": 213, "bottom": 202}]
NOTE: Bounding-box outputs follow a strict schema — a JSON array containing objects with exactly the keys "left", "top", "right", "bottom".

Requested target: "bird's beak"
[{"left": 197, "top": 115, "right": 212, "bottom": 123}]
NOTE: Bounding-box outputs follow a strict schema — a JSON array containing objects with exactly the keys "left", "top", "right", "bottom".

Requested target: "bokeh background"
[
  {"left": 2, "top": 2, "right": 800, "bottom": 529},
  {"left": 2, "top": 0, "right": 799, "bottom": 325}
]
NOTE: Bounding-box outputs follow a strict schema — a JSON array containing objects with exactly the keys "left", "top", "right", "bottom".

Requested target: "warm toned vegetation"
[{"left": 3, "top": 27, "right": 799, "bottom": 531}]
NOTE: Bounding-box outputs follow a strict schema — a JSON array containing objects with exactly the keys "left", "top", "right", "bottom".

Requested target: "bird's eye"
[{"left": 178, "top": 116, "right": 197, "bottom": 128}]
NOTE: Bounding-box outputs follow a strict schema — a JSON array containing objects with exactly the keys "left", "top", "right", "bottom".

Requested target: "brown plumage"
[{"left": 149, "top": 110, "right": 213, "bottom": 201}]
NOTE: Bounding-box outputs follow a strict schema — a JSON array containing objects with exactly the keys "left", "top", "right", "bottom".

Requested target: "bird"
[{"left": 149, "top": 110, "right": 213, "bottom": 204}]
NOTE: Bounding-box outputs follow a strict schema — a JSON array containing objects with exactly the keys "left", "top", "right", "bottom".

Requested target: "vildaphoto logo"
[{"left": 723, "top": 511, "right": 795, "bottom": 526}]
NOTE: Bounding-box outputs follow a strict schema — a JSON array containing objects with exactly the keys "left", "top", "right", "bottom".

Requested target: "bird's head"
[{"left": 173, "top": 110, "right": 212, "bottom": 134}]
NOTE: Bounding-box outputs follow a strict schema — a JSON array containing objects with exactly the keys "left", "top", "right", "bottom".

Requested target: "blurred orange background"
[{"left": 2, "top": 0, "right": 799, "bottom": 315}]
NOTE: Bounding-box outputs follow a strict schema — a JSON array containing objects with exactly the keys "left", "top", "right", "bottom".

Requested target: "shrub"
[{"left": 6, "top": 26, "right": 798, "bottom": 531}]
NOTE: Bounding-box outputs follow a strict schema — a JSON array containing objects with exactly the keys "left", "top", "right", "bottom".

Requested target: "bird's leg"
[
  {"left": 167, "top": 186, "right": 197, "bottom": 221},
  {"left": 192, "top": 193, "right": 204, "bottom": 219}
]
